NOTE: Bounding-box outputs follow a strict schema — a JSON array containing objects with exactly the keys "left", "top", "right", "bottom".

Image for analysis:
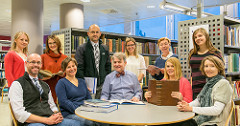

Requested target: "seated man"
[
  {"left": 9, "top": 53, "right": 81, "bottom": 126},
  {"left": 101, "top": 52, "right": 142, "bottom": 101}
]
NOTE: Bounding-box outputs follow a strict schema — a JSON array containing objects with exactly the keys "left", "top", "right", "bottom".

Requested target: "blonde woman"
[
  {"left": 125, "top": 37, "right": 146, "bottom": 82},
  {"left": 145, "top": 57, "right": 192, "bottom": 103},
  {"left": 5, "top": 31, "right": 29, "bottom": 87}
]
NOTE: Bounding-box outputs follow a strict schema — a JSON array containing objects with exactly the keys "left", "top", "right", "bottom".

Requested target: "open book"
[
  {"left": 108, "top": 99, "right": 145, "bottom": 105},
  {"left": 40, "top": 70, "right": 63, "bottom": 78},
  {"left": 84, "top": 99, "right": 111, "bottom": 107}
]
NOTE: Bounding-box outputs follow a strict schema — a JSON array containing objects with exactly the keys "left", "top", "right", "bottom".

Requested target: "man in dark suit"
[{"left": 75, "top": 24, "right": 111, "bottom": 99}]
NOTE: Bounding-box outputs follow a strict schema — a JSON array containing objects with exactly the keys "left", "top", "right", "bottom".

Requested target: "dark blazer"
[{"left": 75, "top": 39, "right": 111, "bottom": 98}]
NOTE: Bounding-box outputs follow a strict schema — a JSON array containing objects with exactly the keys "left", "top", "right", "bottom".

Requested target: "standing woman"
[
  {"left": 125, "top": 37, "right": 146, "bottom": 82},
  {"left": 5, "top": 31, "right": 29, "bottom": 87},
  {"left": 189, "top": 28, "right": 223, "bottom": 99},
  {"left": 147, "top": 37, "right": 178, "bottom": 80},
  {"left": 41, "top": 35, "right": 67, "bottom": 103}
]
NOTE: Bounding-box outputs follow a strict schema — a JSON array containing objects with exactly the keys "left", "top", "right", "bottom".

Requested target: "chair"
[
  {"left": 1, "top": 83, "right": 9, "bottom": 103},
  {"left": 225, "top": 100, "right": 235, "bottom": 126},
  {"left": 9, "top": 102, "right": 18, "bottom": 126}
]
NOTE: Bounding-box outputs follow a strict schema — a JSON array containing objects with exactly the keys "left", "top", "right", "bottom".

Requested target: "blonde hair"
[
  {"left": 125, "top": 37, "right": 138, "bottom": 58},
  {"left": 157, "top": 37, "right": 171, "bottom": 46},
  {"left": 188, "top": 28, "right": 220, "bottom": 63},
  {"left": 164, "top": 57, "right": 182, "bottom": 80},
  {"left": 10, "top": 31, "right": 29, "bottom": 54},
  {"left": 45, "top": 35, "right": 62, "bottom": 53},
  {"left": 200, "top": 55, "right": 225, "bottom": 77}
]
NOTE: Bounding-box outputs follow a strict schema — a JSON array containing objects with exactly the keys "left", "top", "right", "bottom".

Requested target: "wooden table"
[{"left": 75, "top": 103, "right": 195, "bottom": 125}]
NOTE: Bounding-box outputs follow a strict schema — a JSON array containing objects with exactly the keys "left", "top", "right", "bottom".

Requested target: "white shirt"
[
  {"left": 8, "top": 75, "right": 58, "bottom": 123},
  {"left": 190, "top": 98, "right": 225, "bottom": 116},
  {"left": 125, "top": 54, "right": 146, "bottom": 81}
]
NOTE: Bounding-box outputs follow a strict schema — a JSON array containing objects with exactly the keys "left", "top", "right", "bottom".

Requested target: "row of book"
[
  {"left": 70, "top": 35, "right": 171, "bottom": 55},
  {"left": 0, "top": 62, "right": 4, "bottom": 69},
  {"left": 224, "top": 53, "right": 240, "bottom": 73},
  {"left": 224, "top": 25, "right": 240, "bottom": 47},
  {"left": 0, "top": 71, "right": 5, "bottom": 79},
  {"left": 0, "top": 53, "right": 6, "bottom": 60}
]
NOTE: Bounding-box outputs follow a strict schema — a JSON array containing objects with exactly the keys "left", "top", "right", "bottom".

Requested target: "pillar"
[
  {"left": 60, "top": 3, "right": 84, "bottom": 29},
  {"left": 11, "top": 0, "right": 43, "bottom": 54}
]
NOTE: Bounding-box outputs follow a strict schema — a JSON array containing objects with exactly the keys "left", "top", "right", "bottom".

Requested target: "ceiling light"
[
  {"left": 80, "top": 0, "right": 90, "bottom": 2},
  {"left": 159, "top": 0, "right": 214, "bottom": 17}
]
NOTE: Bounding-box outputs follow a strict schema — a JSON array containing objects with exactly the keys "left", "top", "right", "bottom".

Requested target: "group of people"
[{"left": 5, "top": 24, "right": 233, "bottom": 126}]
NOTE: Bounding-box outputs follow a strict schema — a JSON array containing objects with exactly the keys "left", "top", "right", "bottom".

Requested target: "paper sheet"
[{"left": 84, "top": 77, "right": 97, "bottom": 94}]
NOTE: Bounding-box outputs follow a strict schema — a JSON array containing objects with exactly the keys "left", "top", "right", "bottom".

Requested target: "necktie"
[
  {"left": 116, "top": 71, "right": 125, "bottom": 78},
  {"left": 94, "top": 44, "right": 99, "bottom": 73},
  {"left": 33, "top": 78, "right": 43, "bottom": 95}
]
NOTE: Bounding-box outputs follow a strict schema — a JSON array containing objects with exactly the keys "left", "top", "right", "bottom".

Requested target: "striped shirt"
[{"left": 189, "top": 51, "right": 223, "bottom": 99}]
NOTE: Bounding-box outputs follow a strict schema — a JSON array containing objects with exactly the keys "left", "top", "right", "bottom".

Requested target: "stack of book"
[{"left": 78, "top": 99, "right": 118, "bottom": 113}]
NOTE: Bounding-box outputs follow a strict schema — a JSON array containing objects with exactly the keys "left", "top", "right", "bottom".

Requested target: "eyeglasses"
[
  {"left": 126, "top": 44, "right": 135, "bottom": 47},
  {"left": 48, "top": 42, "right": 57, "bottom": 45},
  {"left": 27, "top": 61, "right": 42, "bottom": 65},
  {"left": 159, "top": 42, "right": 169, "bottom": 47}
]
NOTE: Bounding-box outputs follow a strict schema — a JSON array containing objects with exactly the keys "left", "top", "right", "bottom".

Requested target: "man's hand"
[
  {"left": 45, "top": 113, "right": 63, "bottom": 125},
  {"left": 147, "top": 65, "right": 161, "bottom": 76},
  {"left": 144, "top": 91, "right": 152, "bottom": 101},
  {"left": 131, "top": 97, "right": 140, "bottom": 102}
]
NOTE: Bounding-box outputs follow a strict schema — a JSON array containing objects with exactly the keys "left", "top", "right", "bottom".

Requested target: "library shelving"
[
  {"left": 0, "top": 40, "right": 11, "bottom": 89},
  {"left": 52, "top": 28, "right": 178, "bottom": 86},
  {"left": 178, "top": 14, "right": 240, "bottom": 80},
  {"left": 178, "top": 14, "right": 240, "bottom": 125}
]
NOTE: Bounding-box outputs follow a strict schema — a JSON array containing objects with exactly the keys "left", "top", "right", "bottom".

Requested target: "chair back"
[
  {"left": 1, "top": 83, "right": 8, "bottom": 103},
  {"left": 225, "top": 100, "right": 235, "bottom": 126},
  {"left": 9, "top": 102, "right": 18, "bottom": 126}
]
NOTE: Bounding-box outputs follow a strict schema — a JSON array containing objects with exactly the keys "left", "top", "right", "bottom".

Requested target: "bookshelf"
[
  {"left": 178, "top": 15, "right": 240, "bottom": 80},
  {"left": 52, "top": 28, "right": 178, "bottom": 86},
  {"left": 178, "top": 15, "right": 240, "bottom": 126},
  {"left": 0, "top": 40, "right": 11, "bottom": 89}
]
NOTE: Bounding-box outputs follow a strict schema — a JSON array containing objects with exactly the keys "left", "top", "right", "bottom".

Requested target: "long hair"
[
  {"left": 45, "top": 35, "right": 62, "bottom": 53},
  {"left": 10, "top": 31, "right": 29, "bottom": 54},
  {"left": 125, "top": 37, "right": 138, "bottom": 58},
  {"left": 200, "top": 55, "right": 225, "bottom": 77},
  {"left": 164, "top": 57, "right": 182, "bottom": 80},
  {"left": 188, "top": 28, "right": 220, "bottom": 63}
]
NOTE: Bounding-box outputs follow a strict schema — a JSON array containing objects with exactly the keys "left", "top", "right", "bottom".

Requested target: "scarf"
[{"left": 196, "top": 74, "right": 224, "bottom": 125}]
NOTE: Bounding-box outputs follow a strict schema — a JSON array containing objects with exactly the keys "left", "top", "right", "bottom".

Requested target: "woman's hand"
[
  {"left": 144, "top": 91, "right": 152, "bottom": 101},
  {"left": 171, "top": 91, "right": 183, "bottom": 101},
  {"left": 177, "top": 100, "right": 192, "bottom": 112}
]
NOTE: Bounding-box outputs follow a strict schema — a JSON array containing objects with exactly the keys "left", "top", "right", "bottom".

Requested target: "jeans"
[
  {"left": 65, "top": 114, "right": 94, "bottom": 126},
  {"left": 26, "top": 118, "right": 81, "bottom": 126}
]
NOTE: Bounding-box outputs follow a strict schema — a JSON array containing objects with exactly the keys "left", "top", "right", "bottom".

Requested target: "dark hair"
[
  {"left": 45, "top": 35, "right": 62, "bottom": 53},
  {"left": 61, "top": 57, "right": 78, "bottom": 72}
]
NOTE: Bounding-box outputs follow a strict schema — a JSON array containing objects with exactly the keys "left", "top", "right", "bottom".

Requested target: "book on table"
[
  {"left": 148, "top": 80, "right": 179, "bottom": 106},
  {"left": 84, "top": 99, "right": 111, "bottom": 107},
  {"left": 78, "top": 104, "right": 118, "bottom": 113},
  {"left": 108, "top": 99, "right": 145, "bottom": 105}
]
